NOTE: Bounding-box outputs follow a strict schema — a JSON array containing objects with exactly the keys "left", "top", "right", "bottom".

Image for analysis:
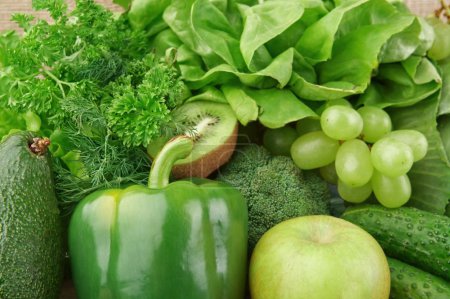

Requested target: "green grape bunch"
[{"left": 291, "top": 104, "right": 428, "bottom": 209}]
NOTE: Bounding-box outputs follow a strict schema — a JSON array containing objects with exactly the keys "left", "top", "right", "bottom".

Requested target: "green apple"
[{"left": 249, "top": 215, "right": 390, "bottom": 299}]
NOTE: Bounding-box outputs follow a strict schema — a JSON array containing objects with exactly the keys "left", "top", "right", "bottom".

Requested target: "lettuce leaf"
[
  {"left": 191, "top": 0, "right": 245, "bottom": 69},
  {"left": 296, "top": 0, "right": 369, "bottom": 65},
  {"left": 359, "top": 57, "right": 441, "bottom": 108},
  {"left": 177, "top": 45, "right": 294, "bottom": 89},
  {"left": 147, "top": 0, "right": 449, "bottom": 214},
  {"left": 439, "top": 115, "right": 450, "bottom": 163},
  {"left": 128, "top": 0, "right": 171, "bottom": 31},
  {"left": 438, "top": 57, "right": 450, "bottom": 116},
  {"left": 238, "top": 0, "right": 306, "bottom": 68},
  {"left": 221, "top": 86, "right": 317, "bottom": 128}
]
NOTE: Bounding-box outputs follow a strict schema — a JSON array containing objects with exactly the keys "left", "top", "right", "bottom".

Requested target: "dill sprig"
[{"left": 53, "top": 124, "right": 151, "bottom": 214}]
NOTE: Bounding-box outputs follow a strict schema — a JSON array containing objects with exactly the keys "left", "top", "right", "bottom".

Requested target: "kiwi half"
[{"left": 147, "top": 100, "right": 238, "bottom": 179}]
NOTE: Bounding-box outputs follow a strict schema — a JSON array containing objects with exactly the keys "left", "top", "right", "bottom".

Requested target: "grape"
[
  {"left": 385, "top": 130, "right": 428, "bottom": 162},
  {"left": 371, "top": 137, "right": 414, "bottom": 177},
  {"left": 371, "top": 171, "right": 411, "bottom": 208},
  {"left": 319, "top": 163, "right": 338, "bottom": 184},
  {"left": 316, "top": 98, "right": 352, "bottom": 115},
  {"left": 290, "top": 131, "right": 339, "bottom": 170},
  {"left": 357, "top": 106, "right": 392, "bottom": 143},
  {"left": 320, "top": 106, "right": 363, "bottom": 140},
  {"left": 263, "top": 126, "right": 298, "bottom": 156},
  {"left": 338, "top": 180, "right": 372, "bottom": 203},
  {"left": 335, "top": 139, "right": 373, "bottom": 187},
  {"left": 295, "top": 117, "right": 321, "bottom": 136}
]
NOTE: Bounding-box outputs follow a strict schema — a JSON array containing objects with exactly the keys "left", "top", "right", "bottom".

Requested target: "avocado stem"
[
  {"left": 29, "top": 137, "right": 51, "bottom": 156},
  {"left": 148, "top": 136, "right": 194, "bottom": 189}
]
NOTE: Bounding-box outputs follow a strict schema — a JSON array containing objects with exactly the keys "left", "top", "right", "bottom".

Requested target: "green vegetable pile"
[
  {"left": 0, "top": 0, "right": 187, "bottom": 210},
  {"left": 1, "top": 0, "right": 450, "bottom": 298},
  {"left": 123, "top": 0, "right": 449, "bottom": 215},
  {"left": 1, "top": 0, "right": 449, "bottom": 214}
]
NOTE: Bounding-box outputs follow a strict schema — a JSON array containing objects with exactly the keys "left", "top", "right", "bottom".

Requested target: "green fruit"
[
  {"left": 263, "top": 126, "right": 298, "bottom": 156},
  {"left": 250, "top": 216, "right": 390, "bottom": 299},
  {"left": 147, "top": 101, "right": 238, "bottom": 179},
  {"left": 388, "top": 257, "right": 450, "bottom": 299},
  {"left": 290, "top": 131, "right": 339, "bottom": 170},
  {"left": 342, "top": 205, "right": 450, "bottom": 281},
  {"left": 295, "top": 117, "right": 321, "bottom": 136},
  {"left": 316, "top": 98, "right": 352, "bottom": 115},
  {"left": 0, "top": 131, "right": 63, "bottom": 299}
]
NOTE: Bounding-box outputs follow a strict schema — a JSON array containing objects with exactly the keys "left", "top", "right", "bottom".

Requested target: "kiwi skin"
[{"left": 172, "top": 124, "right": 238, "bottom": 179}]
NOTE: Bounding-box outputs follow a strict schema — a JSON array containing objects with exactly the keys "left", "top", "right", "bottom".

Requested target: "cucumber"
[
  {"left": 388, "top": 257, "right": 450, "bottom": 299},
  {"left": 341, "top": 205, "right": 450, "bottom": 281}
]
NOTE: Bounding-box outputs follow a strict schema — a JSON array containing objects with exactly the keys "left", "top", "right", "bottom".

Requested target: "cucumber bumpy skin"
[
  {"left": 0, "top": 132, "right": 63, "bottom": 299},
  {"left": 388, "top": 257, "right": 450, "bottom": 299},
  {"left": 341, "top": 205, "right": 450, "bottom": 281}
]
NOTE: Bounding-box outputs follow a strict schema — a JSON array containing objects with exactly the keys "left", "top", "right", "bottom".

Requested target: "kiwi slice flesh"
[{"left": 147, "top": 100, "right": 238, "bottom": 179}]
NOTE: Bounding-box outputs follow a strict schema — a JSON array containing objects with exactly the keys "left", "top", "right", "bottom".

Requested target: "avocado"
[{"left": 0, "top": 131, "right": 63, "bottom": 298}]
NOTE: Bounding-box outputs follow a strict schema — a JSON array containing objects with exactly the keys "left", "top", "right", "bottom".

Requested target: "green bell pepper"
[{"left": 68, "top": 136, "right": 248, "bottom": 299}]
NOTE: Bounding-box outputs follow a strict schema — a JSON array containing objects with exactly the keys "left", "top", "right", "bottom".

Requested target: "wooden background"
[{"left": 0, "top": 1, "right": 442, "bottom": 32}]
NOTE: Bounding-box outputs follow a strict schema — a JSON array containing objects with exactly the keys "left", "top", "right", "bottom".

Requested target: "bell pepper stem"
[{"left": 148, "top": 136, "right": 194, "bottom": 189}]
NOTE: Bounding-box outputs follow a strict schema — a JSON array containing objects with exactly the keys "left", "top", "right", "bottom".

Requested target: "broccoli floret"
[{"left": 218, "top": 144, "right": 330, "bottom": 252}]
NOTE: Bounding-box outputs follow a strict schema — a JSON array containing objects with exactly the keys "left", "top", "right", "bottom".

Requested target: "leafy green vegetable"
[
  {"left": 128, "top": 0, "right": 171, "bottom": 30},
  {"left": 159, "top": 0, "right": 436, "bottom": 115},
  {"left": 0, "top": 31, "right": 19, "bottom": 67},
  {"left": 243, "top": 88, "right": 317, "bottom": 128},
  {"left": 3, "top": 0, "right": 449, "bottom": 216},
  {"left": 438, "top": 57, "right": 450, "bottom": 115},
  {"left": 296, "top": 0, "right": 366, "bottom": 65},
  {"left": 175, "top": 44, "right": 296, "bottom": 89},
  {"left": 312, "top": 0, "right": 414, "bottom": 95},
  {"left": 191, "top": 0, "right": 244, "bottom": 69},
  {"left": 221, "top": 85, "right": 258, "bottom": 126},
  {"left": 2, "top": 0, "right": 146, "bottom": 119},
  {"left": 359, "top": 57, "right": 441, "bottom": 108},
  {"left": 185, "top": 86, "right": 227, "bottom": 103},
  {"left": 113, "top": 0, "right": 130, "bottom": 9},
  {"left": 439, "top": 115, "right": 450, "bottom": 162},
  {"left": 107, "top": 54, "right": 186, "bottom": 147},
  {"left": 221, "top": 84, "right": 317, "bottom": 128},
  {"left": 0, "top": 108, "right": 26, "bottom": 140},
  {"left": 379, "top": 17, "right": 434, "bottom": 63},
  {"left": 164, "top": 0, "right": 223, "bottom": 67},
  {"left": 145, "top": 0, "right": 449, "bottom": 215},
  {"left": 150, "top": 28, "right": 183, "bottom": 57},
  {"left": 238, "top": 0, "right": 305, "bottom": 69},
  {"left": 0, "top": 0, "right": 185, "bottom": 211}
]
